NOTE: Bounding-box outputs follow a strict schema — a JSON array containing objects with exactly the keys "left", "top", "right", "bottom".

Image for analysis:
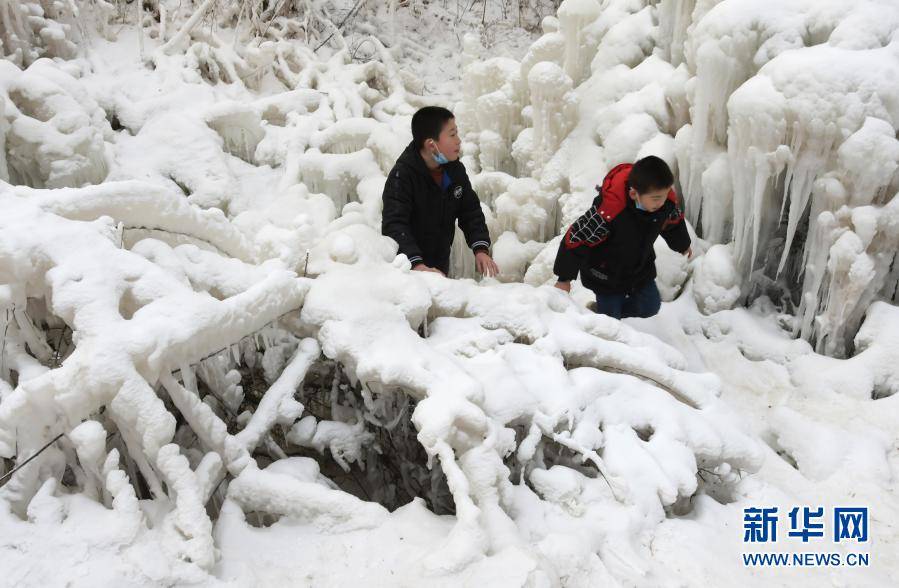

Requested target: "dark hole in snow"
[
  {"left": 8, "top": 298, "right": 74, "bottom": 368},
  {"left": 192, "top": 348, "right": 455, "bottom": 516},
  {"left": 205, "top": 287, "right": 228, "bottom": 302},
  {"left": 244, "top": 511, "right": 281, "bottom": 528},
  {"left": 97, "top": 429, "right": 152, "bottom": 501},
  {"left": 100, "top": 105, "right": 128, "bottom": 133},
  {"left": 505, "top": 422, "right": 605, "bottom": 484},
  {"left": 198, "top": 58, "right": 217, "bottom": 86},
  {"left": 802, "top": 25, "right": 837, "bottom": 48},
  {"left": 697, "top": 463, "right": 740, "bottom": 506},
  {"left": 763, "top": 434, "right": 799, "bottom": 471},
  {"left": 109, "top": 113, "right": 124, "bottom": 132},
  {"left": 634, "top": 425, "right": 654, "bottom": 442},
  {"left": 292, "top": 360, "right": 455, "bottom": 515},
  {"left": 667, "top": 462, "right": 741, "bottom": 518},
  {"left": 665, "top": 493, "right": 695, "bottom": 517},
  {"left": 872, "top": 382, "right": 896, "bottom": 400},
  {"left": 62, "top": 464, "right": 77, "bottom": 488},
  {"left": 261, "top": 105, "right": 289, "bottom": 127}
]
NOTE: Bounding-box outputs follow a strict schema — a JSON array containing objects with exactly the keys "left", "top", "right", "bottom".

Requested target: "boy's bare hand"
[
  {"left": 554, "top": 281, "right": 571, "bottom": 293},
  {"left": 683, "top": 247, "right": 693, "bottom": 258},
  {"left": 413, "top": 263, "right": 445, "bottom": 276},
  {"left": 475, "top": 251, "right": 499, "bottom": 277}
]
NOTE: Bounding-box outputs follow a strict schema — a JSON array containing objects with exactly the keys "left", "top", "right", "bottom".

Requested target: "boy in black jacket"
[
  {"left": 382, "top": 106, "right": 499, "bottom": 277},
  {"left": 553, "top": 156, "right": 692, "bottom": 319}
]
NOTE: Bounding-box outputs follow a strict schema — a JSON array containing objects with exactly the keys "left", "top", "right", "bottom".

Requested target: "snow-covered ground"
[{"left": 0, "top": 1, "right": 897, "bottom": 586}]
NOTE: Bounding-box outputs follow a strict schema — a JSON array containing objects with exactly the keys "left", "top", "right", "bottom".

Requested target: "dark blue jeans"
[{"left": 594, "top": 280, "right": 661, "bottom": 319}]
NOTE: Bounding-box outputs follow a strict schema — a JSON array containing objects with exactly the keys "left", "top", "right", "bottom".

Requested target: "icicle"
[
  {"left": 777, "top": 119, "right": 839, "bottom": 276},
  {"left": 657, "top": 0, "right": 697, "bottom": 67},
  {"left": 527, "top": 62, "right": 576, "bottom": 176},
  {"left": 180, "top": 361, "right": 198, "bottom": 394},
  {"left": 558, "top": 0, "right": 601, "bottom": 85}
]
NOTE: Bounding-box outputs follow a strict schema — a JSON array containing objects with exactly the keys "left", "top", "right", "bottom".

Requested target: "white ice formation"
[{"left": 0, "top": 1, "right": 897, "bottom": 586}]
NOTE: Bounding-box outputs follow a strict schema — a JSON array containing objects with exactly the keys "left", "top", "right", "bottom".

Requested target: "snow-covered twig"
[
  {"left": 313, "top": 0, "right": 365, "bottom": 51},
  {"left": 0, "top": 432, "right": 64, "bottom": 486},
  {"left": 160, "top": 0, "right": 217, "bottom": 55}
]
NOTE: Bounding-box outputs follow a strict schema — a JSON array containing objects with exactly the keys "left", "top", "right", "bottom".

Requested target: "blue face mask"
[
  {"left": 433, "top": 149, "right": 450, "bottom": 165},
  {"left": 635, "top": 198, "right": 646, "bottom": 211}
]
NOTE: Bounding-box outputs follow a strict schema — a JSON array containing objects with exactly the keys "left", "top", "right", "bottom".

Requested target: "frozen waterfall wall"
[
  {"left": 461, "top": 0, "right": 899, "bottom": 357},
  {"left": 674, "top": 0, "right": 899, "bottom": 358}
]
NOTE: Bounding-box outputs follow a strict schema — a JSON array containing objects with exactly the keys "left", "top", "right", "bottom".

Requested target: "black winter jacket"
[
  {"left": 553, "top": 163, "right": 691, "bottom": 295},
  {"left": 381, "top": 142, "right": 490, "bottom": 274}
]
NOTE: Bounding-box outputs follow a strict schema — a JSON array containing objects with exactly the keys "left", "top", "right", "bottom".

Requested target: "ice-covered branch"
[
  {"left": 235, "top": 338, "right": 320, "bottom": 452},
  {"left": 21, "top": 181, "right": 259, "bottom": 263},
  {"left": 160, "top": 0, "right": 218, "bottom": 55}
]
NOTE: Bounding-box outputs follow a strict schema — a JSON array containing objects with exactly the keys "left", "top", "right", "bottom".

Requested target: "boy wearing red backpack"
[{"left": 553, "top": 156, "right": 692, "bottom": 319}]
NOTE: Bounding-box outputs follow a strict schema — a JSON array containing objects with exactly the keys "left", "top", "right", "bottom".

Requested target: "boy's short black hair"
[
  {"left": 412, "top": 106, "right": 455, "bottom": 150},
  {"left": 628, "top": 155, "right": 674, "bottom": 194}
]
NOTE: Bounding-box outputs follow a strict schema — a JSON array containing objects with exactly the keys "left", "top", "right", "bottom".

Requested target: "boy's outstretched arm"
[
  {"left": 660, "top": 203, "right": 692, "bottom": 257},
  {"left": 553, "top": 197, "right": 610, "bottom": 290},
  {"left": 382, "top": 169, "right": 426, "bottom": 267}
]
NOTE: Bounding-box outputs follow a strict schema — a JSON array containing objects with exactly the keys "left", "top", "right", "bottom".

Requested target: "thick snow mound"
[{"left": 693, "top": 244, "right": 741, "bottom": 314}]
